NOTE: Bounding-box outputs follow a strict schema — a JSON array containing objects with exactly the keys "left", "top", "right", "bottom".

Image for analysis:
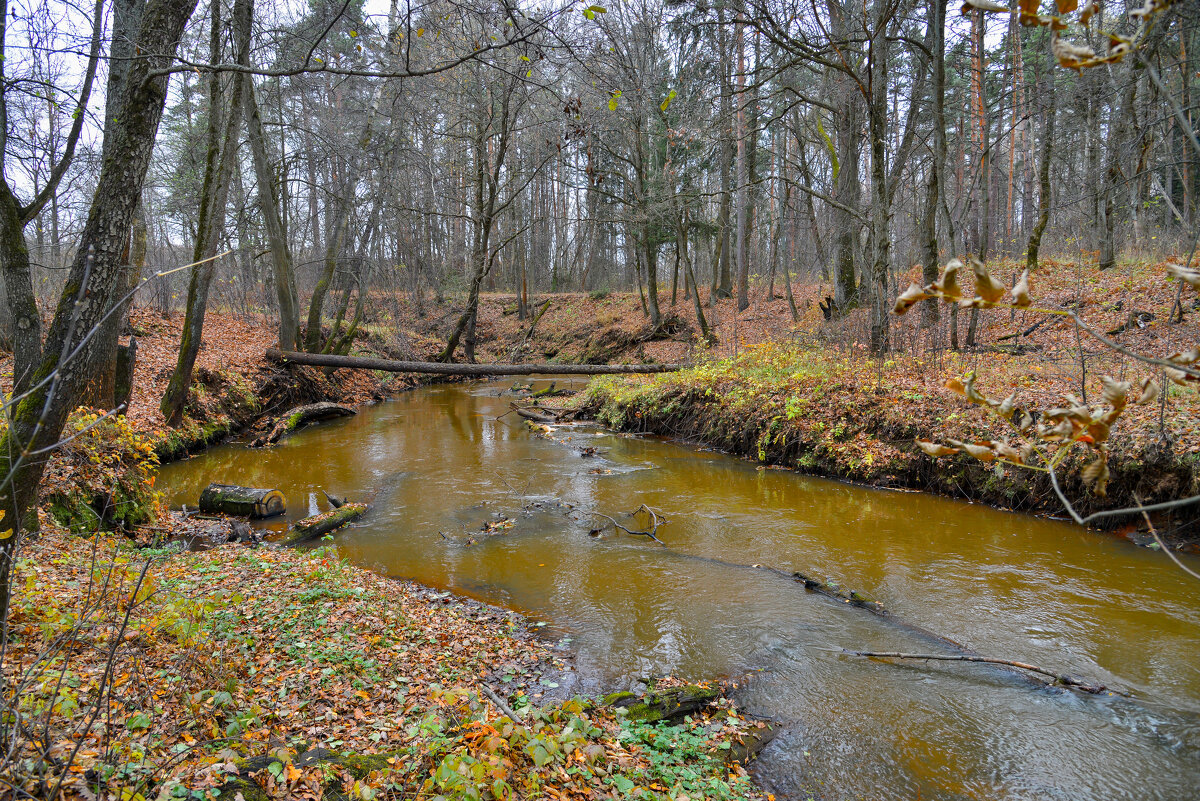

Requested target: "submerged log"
[
  {"left": 282, "top": 502, "right": 370, "bottom": 546},
  {"left": 844, "top": 650, "right": 1114, "bottom": 694},
  {"left": 258, "top": 401, "right": 356, "bottom": 445},
  {"left": 198, "top": 483, "right": 286, "bottom": 519},
  {"left": 266, "top": 348, "right": 683, "bottom": 375}
]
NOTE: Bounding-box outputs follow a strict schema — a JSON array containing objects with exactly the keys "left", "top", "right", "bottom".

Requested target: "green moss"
[
  {"left": 154, "top": 415, "right": 236, "bottom": 462},
  {"left": 602, "top": 691, "right": 636, "bottom": 706},
  {"left": 215, "top": 776, "right": 269, "bottom": 801},
  {"left": 607, "top": 685, "right": 719, "bottom": 723},
  {"left": 333, "top": 753, "right": 392, "bottom": 778}
]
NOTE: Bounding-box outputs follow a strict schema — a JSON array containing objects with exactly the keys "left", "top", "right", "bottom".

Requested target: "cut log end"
[{"left": 198, "top": 483, "right": 286, "bottom": 519}]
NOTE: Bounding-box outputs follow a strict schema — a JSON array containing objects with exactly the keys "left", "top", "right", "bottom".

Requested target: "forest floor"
[{"left": 6, "top": 527, "right": 768, "bottom": 800}]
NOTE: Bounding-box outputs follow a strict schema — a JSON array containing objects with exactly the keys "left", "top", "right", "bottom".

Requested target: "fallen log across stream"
[{"left": 266, "top": 349, "right": 684, "bottom": 375}]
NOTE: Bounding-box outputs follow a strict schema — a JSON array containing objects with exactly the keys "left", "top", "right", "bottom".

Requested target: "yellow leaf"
[
  {"left": 1011, "top": 268, "right": 1031, "bottom": 307},
  {"left": 1134, "top": 376, "right": 1160, "bottom": 405},
  {"left": 947, "top": 439, "right": 997, "bottom": 462},
  {"left": 915, "top": 439, "right": 960, "bottom": 457},
  {"left": 931, "top": 259, "right": 963, "bottom": 300},
  {"left": 969, "top": 256, "right": 1007, "bottom": 304},
  {"left": 893, "top": 282, "right": 933, "bottom": 315},
  {"left": 0, "top": 529, "right": 13, "bottom": 540}
]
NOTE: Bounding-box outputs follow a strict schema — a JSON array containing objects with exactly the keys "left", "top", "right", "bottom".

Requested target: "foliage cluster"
[
  {"left": 38, "top": 408, "right": 165, "bottom": 533},
  {"left": 898, "top": 257, "right": 1198, "bottom": 498}
]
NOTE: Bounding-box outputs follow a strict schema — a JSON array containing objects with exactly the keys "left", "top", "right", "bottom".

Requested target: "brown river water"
[{"left": 159, "top": 378, "right": 1200, "bottom": 800}]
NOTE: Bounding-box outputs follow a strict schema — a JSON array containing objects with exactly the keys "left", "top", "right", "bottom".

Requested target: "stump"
[
  {"left": 282, "top": 502, "right": 370, "bottom": 546},
  {"left": 198, "top": 483, "right": 286, "bottom": 519},
  {"left": 114, "top": 337, "right": 137, "bottom": 413}
]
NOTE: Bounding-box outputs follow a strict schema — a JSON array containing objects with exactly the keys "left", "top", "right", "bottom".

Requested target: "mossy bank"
[{"left": 578, "top": 344, "right": 1200, "bottom": 542}]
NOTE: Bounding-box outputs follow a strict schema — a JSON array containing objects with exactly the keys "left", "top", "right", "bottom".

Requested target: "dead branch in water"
[
  {"left": 843, "top": 650, "right": 1114, "bottom": 694},
  {"left": 511, "top": 403, "right": 560, "bottom": 423},
  {"left": 590, "top": 504, "right": 667, "bottom": 544}
]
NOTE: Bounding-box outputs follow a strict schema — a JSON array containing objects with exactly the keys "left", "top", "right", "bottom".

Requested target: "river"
[{"left": 159, "top": 377, "right": 1200, "bottom": 800}]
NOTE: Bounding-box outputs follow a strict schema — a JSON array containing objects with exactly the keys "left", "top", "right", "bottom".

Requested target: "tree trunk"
[
  {"left": 244, "top": 53, "right": 300, "bottom": 351},
  {"left": 1026, "top": 68, "right": 1056, "bottom": 272},
  {"left": 0, "top": 186, "right": 39, "bottom": 396},
  {"left": 199, "top": 483, "right": 287, "bottom": 518},
  {"left": 734, "top": 16, "right": 750, "bottom": 312},
  {"left": 0, "top": 0, "right": 198, "bottom": 633},
  {"left": 828, "top": 0, "right": 860, "bottom": 313},
  {"left": 267, "top": 349, "right": 685, "bottom": 375},
  {"left": 161, "top": 0, "right": 249, "bottom": 426},
  {"left": 867, "top": 0, "right": 891, "bottom": 355},
  {"left": 920, "top": 0, "right": 947, "bottom": 329},
  {"left": 677, "top": 214, "right": 712, "bottom": 343}
]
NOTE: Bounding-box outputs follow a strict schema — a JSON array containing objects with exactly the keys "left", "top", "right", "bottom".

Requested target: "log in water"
[{"left": 198, "top": 483, "right": 286, "bottom": 518}]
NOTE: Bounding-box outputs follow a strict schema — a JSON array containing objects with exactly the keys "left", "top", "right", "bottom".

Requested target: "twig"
[
  {"left": 1048, "top": 463, "right": 1200, "bottom": 528},
  {"left": 591, "top": 504, "right": 667, "bottom": 544},
  {"left": 1135, "top": 494, "right": 1200, "bottom": 582},
  {"left": 480, "top": 685, "right": 521, "bottom": 722},
  {"left": 843, "top": 650, "right": 1112, "bottom": 694},
  {"left": 996, "top": 317, "right": 1045, "bottom": 341}
]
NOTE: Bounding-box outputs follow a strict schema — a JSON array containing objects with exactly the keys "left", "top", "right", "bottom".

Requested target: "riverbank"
[
  {"left": 4, "top": 527, "right": 770, "bottom": 800},
  {"left": 575, "top": 341, "right": 1200, "bottom": 544},
  {"left": 11, "top": 253, "right": 1199, "bottom": 537}
]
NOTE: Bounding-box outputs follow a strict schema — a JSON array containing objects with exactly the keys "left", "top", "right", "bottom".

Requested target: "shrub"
[{"left": 42, "top": 408, "right": 164, "bottom": 533}]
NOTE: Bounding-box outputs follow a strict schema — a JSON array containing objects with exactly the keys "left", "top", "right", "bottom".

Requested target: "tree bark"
[
  {"left": 920, "top": 0, "right": 947, "bottom": 329},
  {"left": 1026, "top": 67, "right": 1055, "bottom": 272},
  {"left": 828, "top": 0, "right": 860, "bottom": 313},
  {"left": 866, "top": 0, "right": 892, "bottom": 354},
  {"left": 734, "top": 15, "right": 750, "bottom": 312},
  {"left": 199, "top": 483, "right": 287, "bottom": 518},
  {"left": 161, "top": 0, "right": 249, "bottom": 426},
  {"left": 244, "top": 52, "right": 300, "bottom": 351},
  {"left": 0, "top": 0, "right": 198, "bottom": 634}
]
